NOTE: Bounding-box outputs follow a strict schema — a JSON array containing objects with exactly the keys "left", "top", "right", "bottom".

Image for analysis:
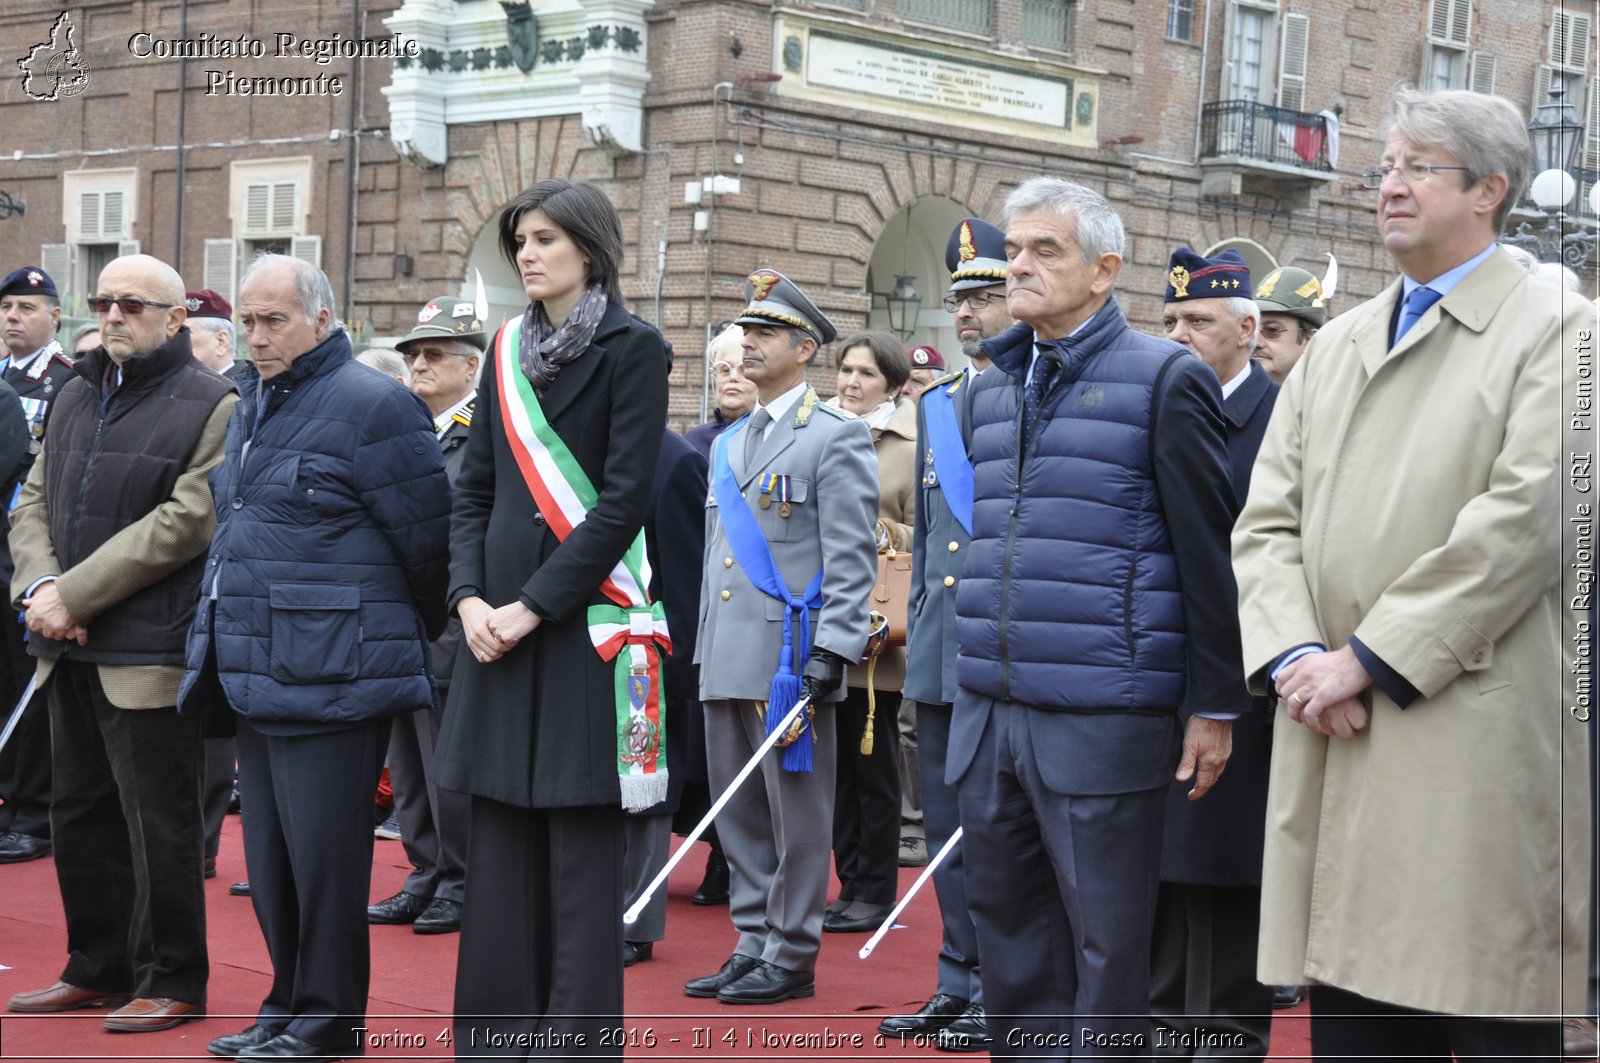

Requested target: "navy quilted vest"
[{"left": 955, "top": 297, "right": 1190, "bottom": 712}]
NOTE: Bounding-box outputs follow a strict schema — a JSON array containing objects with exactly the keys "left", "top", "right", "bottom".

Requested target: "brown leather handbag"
[{"left": 871, "top": 545, "right": 914, "bottom": 647}]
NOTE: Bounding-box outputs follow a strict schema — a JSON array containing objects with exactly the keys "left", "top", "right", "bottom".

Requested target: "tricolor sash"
[
  {"left": 921, "top": 377, "right": 974, "bottom": 537},
  {"left": 712, "top": 414, "right": 824, "bottom": 772},
  {"left": 494, "top": 318, "right": 670, "bottom": 811}
]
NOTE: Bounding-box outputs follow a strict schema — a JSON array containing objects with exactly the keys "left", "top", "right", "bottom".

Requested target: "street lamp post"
[
  {"left": 1504, "top": 85, "right": 1598, "bottom": 268},
  {"left": 0, "top": 191, "right": 24, "bottom": 221}
]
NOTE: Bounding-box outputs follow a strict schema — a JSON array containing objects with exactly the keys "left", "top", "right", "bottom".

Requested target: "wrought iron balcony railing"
[{"left": 1201, "top": 99, "right": 1333, "bottom": 173}]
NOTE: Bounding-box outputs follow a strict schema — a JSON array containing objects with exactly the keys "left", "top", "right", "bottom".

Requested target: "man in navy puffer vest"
[
  {"left": 950, "top": 177, "right": 1247, "bottom": 1060},
  {"left": 180, "top": 255, "right": 450, "bottom": 1063}
]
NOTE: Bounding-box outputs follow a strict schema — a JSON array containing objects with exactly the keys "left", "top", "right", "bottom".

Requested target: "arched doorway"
[
  {"left": 1202, "top": 237, "right": 1278, "bottom": 288},
  {"left": 866, "top": 197, "right": 975, "bottom": 370},
  {"left": 464, "top": 221, "right": 526, "bottom": 337}
]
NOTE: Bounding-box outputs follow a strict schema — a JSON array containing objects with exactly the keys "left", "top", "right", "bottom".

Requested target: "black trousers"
[
  {"left": 201, "top": 736, "right": 235, "bottom": 861},
  {"left": 387, "top": 703, "right": 469, "bottom": 903},
  {"left": 0, "top": 617, "right": 50, "bottom": 838},
  {"left": 1149, "top": 881, "right": 1273, "bottom": 1059},
  {"left": 1308, "top": 984, "right": 1561, "bottom": 1062},
  {"left": 454, "top": 797, "right": 625, "bottom": 1060},
  {"left": 48, "top": 659, "right": 208, "bottom": 1002},
  {"left": 236, "top": 716, "right": 389, "bottom": 1050},
  {"left": 832, "top": 685, "right": 902, "bottom": 906}
]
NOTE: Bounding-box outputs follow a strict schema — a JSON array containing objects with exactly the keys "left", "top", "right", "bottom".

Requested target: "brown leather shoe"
[
  {"left": 1564, "top": 1017, "right": 1598, "bottom": 1060},
  {"left": 103, "top": 997, "right": 203, "bottom": 1032},
  {"left": 7, "top": 980, "right": 131, "bottom": 1013}
]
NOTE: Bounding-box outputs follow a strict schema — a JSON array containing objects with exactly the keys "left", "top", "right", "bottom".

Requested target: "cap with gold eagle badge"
[{"left": 733, "top": 268, "right": 837, "bottom": 347}]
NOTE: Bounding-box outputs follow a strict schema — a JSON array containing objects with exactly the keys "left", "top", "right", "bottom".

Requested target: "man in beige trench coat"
[{"left": 1233, "top": 87, "right": 1591, "bottom": 1059}]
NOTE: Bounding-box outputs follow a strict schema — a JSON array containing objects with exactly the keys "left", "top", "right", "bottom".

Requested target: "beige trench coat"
[{"left": 1233, "top": 248, "right": 1590, "bottom": 1017}]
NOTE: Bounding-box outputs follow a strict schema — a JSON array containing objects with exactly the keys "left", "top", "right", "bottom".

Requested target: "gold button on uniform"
[
  {"left": 948, "top": 540, "right": 960, "bottom": 553},
  {"left": 720, "top": 590, "right": 731, "bottom": 601},
  {"left": 723, "top": 557, "right": 734, "bottom": 568},
  {"left": 943, "top": 575, "right": 956, "bottom": 587}
]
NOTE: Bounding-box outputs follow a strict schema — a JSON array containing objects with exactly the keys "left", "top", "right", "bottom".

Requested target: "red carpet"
[{"left": 0, "top": 815, "right": 1311, "bottom": 1059}]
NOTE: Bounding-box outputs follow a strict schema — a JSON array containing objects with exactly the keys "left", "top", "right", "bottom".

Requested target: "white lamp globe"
[
  {"left": 1589, "top": 180, "right": 1600, "bottom": 218},
  {"left": 1530, "top": 168, "right": 1577, "bottom": 211}
]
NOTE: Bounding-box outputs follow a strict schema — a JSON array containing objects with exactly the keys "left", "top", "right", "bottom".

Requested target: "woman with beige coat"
[{"left": 823, "top": 329, "right": 916, "bottom": 933}]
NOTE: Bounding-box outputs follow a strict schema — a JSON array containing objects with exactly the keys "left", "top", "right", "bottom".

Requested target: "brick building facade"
[{"left": 2, "top": 0, "right": 1593, "bottom": 425}]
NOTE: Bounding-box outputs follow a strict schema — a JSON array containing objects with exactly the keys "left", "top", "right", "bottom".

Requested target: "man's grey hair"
[
  {"left": 188, "top": 316, "right": 236, "bottom": 348},
  {"left": 1385, "top": 88, "right": 1530, "bottom": 231},
  {"left": 1221, "top": 295, "right": 1259, "bottom": 352},
  {"left": 69, "top": 322, "right": 100, "bottom": 348},
  {"left": 239, "top": 253, "right": 341, "bottom": 330},
  {"left": 1002, "top": 177, "right": 1126, "bottom": 262},
  {"left": 357, "top": 347, "right": 410, "bottom": 384}
]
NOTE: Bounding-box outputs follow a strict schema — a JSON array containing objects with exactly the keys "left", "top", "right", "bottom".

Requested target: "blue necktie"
[
  {"left": 1394, "top": 286, "right": 1442, "bottom": 346},
  {"left": 1023, "top": 354, "right": 1058, "bottom": 448}
]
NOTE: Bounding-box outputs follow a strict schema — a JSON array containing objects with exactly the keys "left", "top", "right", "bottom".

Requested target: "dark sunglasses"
[
  {"left": 87, "top": 295, "right": 176, "bottom": 316},
  {"left": 405, "top": 347, "right": 471, "bottom": 364}
]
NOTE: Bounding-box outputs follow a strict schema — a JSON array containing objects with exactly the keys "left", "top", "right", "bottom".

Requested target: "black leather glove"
[{"left": 800, "top": 648, "right": 850, "bottom": 704}]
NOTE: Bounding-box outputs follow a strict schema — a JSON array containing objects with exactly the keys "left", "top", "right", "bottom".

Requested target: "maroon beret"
[{"left": 183, "top": 289, "right": 232, "bottom": 320}]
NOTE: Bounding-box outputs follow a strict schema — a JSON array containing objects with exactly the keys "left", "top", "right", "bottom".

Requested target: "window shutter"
[
  {"left": 1276, "top": 13, "right": 1309, "bottom": 112},
  {"left": 244, "top": 184, "right": 270, "bottom": 236},
  {"left": 79, "top": 191, "right": 101, "bottom": 242},
  {"left": 1428, "top": 0, "right": 1469, "bottom": 46},
  {"left": 1222, "top": 1, "right": 1238, "bottom": 96},
  {"left": 204, "top": 238, "right": 238, "bottom": 305},
  {"left": 271, "top": 182, "right": 297, "bottom": 233},
  {"left": 1585, "top": 76, "right": 1600, "bottom": 173},
  {"left": 1551, "top": 11, "right": 1593, "bottom": 72},
  {"left": 1468, "top": 51, "right": 1496, "bottom": 95},
  {"left": 39, "top": 245, "right": 74, "bottom": 294},
  {"left": 101, "top": 190, "right": 125, "bottom": 240},
  {"left": 290, "top": 235, "right": 322, "bottom": 270},
  {"left": 1535, "top": 64, "right": 1555, "bottom": 110},
  {"left": 117, "top": 240, "right": 140, "bottom": 257}
]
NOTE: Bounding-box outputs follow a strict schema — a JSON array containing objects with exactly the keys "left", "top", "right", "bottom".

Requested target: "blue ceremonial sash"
[
  {"left": 922, "top": 379, "right": 974, "bottom": 537},
  {"left": 712, "top": 418, "right": 825, "bottom": 772}
]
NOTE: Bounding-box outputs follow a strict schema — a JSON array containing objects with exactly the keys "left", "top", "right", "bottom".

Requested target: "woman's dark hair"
[
  {"left": 497, "top": 179, "right": 625, "bottom": 305},
  {"left": 835, "top": 328, "right": 911, "bottom": 392}
]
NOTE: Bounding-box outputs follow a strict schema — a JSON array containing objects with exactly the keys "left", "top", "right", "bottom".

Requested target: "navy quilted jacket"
[
  {"left": 955, "top": 297, "right": 1244, "bottom": 714},
  {"left": 178, "top": 331, "right": 451, "bottom": 726}
]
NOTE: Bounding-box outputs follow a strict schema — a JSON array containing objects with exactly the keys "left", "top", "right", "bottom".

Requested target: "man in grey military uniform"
[
  {"left": 690, "top": 268, "right": 879, "bottom": 1006},
  {"left": 879, "top": 217, "right": 1009, "bottom": 1052}
]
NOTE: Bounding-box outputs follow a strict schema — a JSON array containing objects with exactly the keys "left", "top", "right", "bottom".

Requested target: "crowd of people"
[{"left": 0, "top": 85, "right": 1593, "bottom": 1063}]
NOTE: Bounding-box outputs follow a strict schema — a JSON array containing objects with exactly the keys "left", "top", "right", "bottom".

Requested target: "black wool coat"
[{"left": 432, "top": 302, "right": 669, "bottom": 809}]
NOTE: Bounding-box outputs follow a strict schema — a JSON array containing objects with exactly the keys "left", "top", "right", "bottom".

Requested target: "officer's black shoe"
[{"left": 877, "top": 993, "right": 969, "bottom": 1036}]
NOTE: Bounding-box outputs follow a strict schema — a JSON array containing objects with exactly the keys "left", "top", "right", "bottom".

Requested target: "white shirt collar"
[
  {"left": 1218, "top": 361, "right": 1251, "bottom": 399},
  {"left": 753, "top": 379, "right": 810, "bottom": 438},
  {"left": 432, "top": 389, "right": 477, "bottom": 439}
]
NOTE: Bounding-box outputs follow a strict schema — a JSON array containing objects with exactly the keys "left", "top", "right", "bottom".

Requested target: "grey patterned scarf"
[{"left": 520, "top": 285, "right": 609, "bottom": 389}]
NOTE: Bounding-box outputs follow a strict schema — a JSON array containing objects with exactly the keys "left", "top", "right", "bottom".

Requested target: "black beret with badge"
[
  {"left": 0, "top": 266, "right": 58, "bottom": 300},
  {"left": 395, "top": 295, "right": 489, "bottom": 353},
  {"left": 1165, "top": 247, "right": 1252, "bottom": 302},
  {"left": 733, "top": 268, "right": 837, "bottom": 346},
  {"left": 946, "top": 218, "right": 1007, "bottom": 292}
]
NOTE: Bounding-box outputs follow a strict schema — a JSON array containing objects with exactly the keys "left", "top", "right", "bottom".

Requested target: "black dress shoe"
[
  {"left": 717, "top": 959, "right": 815, "bottom": 1004},
  {"left": 877, "top": 993, "right": 970, "bottom": 1036},
  {"left": 0, "top": 831, "right": 52, "bottom": 863},
  {"left": 236, "top": 1031, "right": 355, "bottom": 1062},
  {"left": 367, "top": 890, "right": 431, "bottom": 924},
  {"left": 1272, "top": 984, "right": 1306, "bottom": 1009},
  {"left": 228, "top": 881, "right": 252, "bottom": 897},
  {"left": 691, "top": 849, "right": 729, "bottom": 906},
  {"left": 684, "top": 954, "right": 759, "bottom": 998},
  {"left": 205, "top": 856, "right": 218, "bottom": 880},
  {"left": 935, "top": 1003, "right": 991, "bottom": 1053},
  {"left": 208, "top": 1024, "right": 278, "bottom": 1057},
  {"left": 623, "top": 941, "right": 653, "bottom": 967},
  {"left": 823, "top": 901, "right": 892, "bottom": 933},
  {"left": 411, "top": 898, "right": 461, "bottom": 934}
]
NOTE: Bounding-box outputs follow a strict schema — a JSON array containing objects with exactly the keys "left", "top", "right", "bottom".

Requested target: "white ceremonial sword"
[
  {"left": 0, "top": 674, "right": 39, "bottom": 760},
  {"left": 623, "top": 694, "right": 812, "bottom": 925},
  {"left": 858, "top": 826, "right": 963, "bottom": 960}
]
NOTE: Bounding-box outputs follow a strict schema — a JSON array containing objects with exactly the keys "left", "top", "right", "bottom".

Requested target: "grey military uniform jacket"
[
  {"left": 904, "top": 370, "right": 974, "bottom": 706},
  {"left": 695, "top": 385, "right": 879, "bottom": 703}
]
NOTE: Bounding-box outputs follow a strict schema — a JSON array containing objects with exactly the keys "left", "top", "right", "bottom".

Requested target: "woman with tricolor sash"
[{"left": 430, "top": 179, "right": 669, "bottom": 1059}]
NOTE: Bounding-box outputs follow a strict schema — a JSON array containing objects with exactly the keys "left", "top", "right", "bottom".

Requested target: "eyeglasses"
[
  {"left": 1258, "top": 323, "right": 1317, "bottom": 341},
  {"left": 405, "top": 347, "right": 471, "bottom": 364},
  {"left": 942, "top": 290, "right": 1005, "bottom": 313},
  {"left": 1358, "top": 164, "right": 1472, "bottom": 189},
  {"left": 711, "top": 360, "right": 745, "bottom": 379},
  {"left": 87, "top": 295, "right": 176, "bottom": 316}
]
